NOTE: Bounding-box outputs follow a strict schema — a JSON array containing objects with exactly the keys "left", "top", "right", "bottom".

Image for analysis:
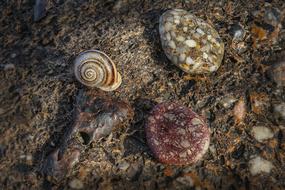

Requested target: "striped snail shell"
[{"left": 74, "top": 50, "right": 122, "bottom": 91}]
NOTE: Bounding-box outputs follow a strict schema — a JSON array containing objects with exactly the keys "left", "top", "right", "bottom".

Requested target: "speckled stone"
[
  {"left": 145, "top": 102, "right": 210, "bottom": 165},
  {"left": 159, "top": 9, "right": 224, "bottom": 74}
]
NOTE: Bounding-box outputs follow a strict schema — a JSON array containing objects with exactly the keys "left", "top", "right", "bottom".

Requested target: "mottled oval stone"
[
  {"left": 145, "top": 102, "right": 210, "bottom": 165},
  {"left": 159, "top": 9, "right": 224, "bottom": 74}
]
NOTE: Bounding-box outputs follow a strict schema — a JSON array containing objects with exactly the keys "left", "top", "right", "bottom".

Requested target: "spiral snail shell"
[{"left": 74, "top": 50, "right": 122, "bottom": 91}]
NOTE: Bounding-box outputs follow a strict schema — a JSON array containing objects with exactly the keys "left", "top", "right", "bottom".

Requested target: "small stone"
[
  {"left": 174, "top": 175, "right": 193, "bottom": 187},
  {"left": 273, "top": 103, "right": 285, "bottom": 121},
  {"left": 0, "top": 108, "right": 5, "bottom": 115},
  {"left": 185, "top": 39, "right": 197, "bottom": 47},
  {"left": 220, "top": 96, "right": 237, "bottom": 109},
  {"left": 269, "top": 58, "right": 285, "bottom": 87},
  {"left": 233, "top": 98, "right": 246, "bottom": 123},
  {"left": 251, "top": 126, "right": 274, "bottom": 142},
  {"left": 118, "top": 160, "right": 130, "bottom": 171},
  {"left": 159, "top": 9, "right": 224, "bottom": 74},
  {"left": 179, "top": 54, "right": 186, "bottom": 62},
  {"left": 145, "top": 102, "right": 210, "bottom": 165},
  {"left": 126, "top": 161, "right": 142, "bottom": 181},
  {"left": 168, "top": 40, "right": 176, "bottom": 49},
  {"left": 4, "top": 63, "right": 15, "bottom": 71},
  {"left": 264, "top": 8, "right": 281, "bottom": 26},
  {"left": 26, "top": 154, "right": 33, "bottom": 161},
  {"left": 34, "top": 0, "right": 47, "bottom": 22},
  {"left": 186, "top": 57, "right": 194, "bottom": 65},
  {"left": 249, "top": 156, "right": 274, "bottom": 176},
  {"left": 10, "top": 53, "right": 17, "bottom": 58},
  {"left": 196, "top": 28, "right": 205, "bottom": 35},
  {"left": 177, "top": 36, "right": 185, "bottom": 42},
  {"left": 69, "top": 178, "right": 84, "bottom": 189},
  {"left": 229, "top": 23, "right": 245, "bottom": 41}
]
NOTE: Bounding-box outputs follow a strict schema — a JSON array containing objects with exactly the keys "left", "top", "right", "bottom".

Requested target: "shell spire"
[{"left": 74, "top": 50, "right": 122, "bottom": 91}]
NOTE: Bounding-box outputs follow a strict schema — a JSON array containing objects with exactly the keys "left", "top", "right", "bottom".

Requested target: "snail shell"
[{"left": 74, "top": 50, "right": 122, "bottom": 91}]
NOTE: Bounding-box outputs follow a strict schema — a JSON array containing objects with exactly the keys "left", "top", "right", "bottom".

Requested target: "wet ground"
[{"left": 0, "top": 0, "right": 285, "bottom": 189}]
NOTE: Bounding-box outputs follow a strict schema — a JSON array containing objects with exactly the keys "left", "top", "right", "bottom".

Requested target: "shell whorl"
[{"left": 74, "top": 50, "right": 122, "bottom": 91}]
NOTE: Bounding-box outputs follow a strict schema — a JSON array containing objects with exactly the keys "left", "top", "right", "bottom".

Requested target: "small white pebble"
[
  {"left": 207, "top": 35, "right": 212, "bottom": 40},
  {"left": 176, "top": 35, "right": 185, "bottom": 42},
  {"left": 203, "top": 52, "right": 208, "bottom": 59},
  {"left": 174, "top": 18, "right": 180, "bottom": 24},
  {"left": 164, "top": 22, "right": 172, "bottom": 31},
  {"left": 186, "top": 57, "right": 194, "bottom": 65},
  {"left": 249, "top": 156, "right": 274, "bottom": 176},
  {"left": 166, "top": 33, "right": 171, "bottom": 41},
  {"left": 176, "top": 47, "right": 186, "bottom": 53},
  {"left": 179, "top": 54, "right": 186, "bottom": 62},
  {"left": 26, "top": 154, "right": 33, "bottom": 161},
  {"left": 196, "top": 28, "right": 205, "bottom": 35},
  {"left": 20, "top": 155, "right": 26, "bottom": 159},
  {"left": 183, "top": 27, "right": 188, "bottom": 32},
  {"left": 69, "top": 179, "right": 84, "bottom": 189},
  {"left": 209, "top": 65, "right": 217, "bottom": 72},
  {"left": 168, "top": 41, "right": 176, "bottom": 49},
  {"left": 185, "top": 39, "right": 197, "bottom": 48},
  {"left": 251, "top": 126, "right": 274, "bottom": 142},
  {"left": 170, "top": 31, "right": 176, "bottom": 38}
]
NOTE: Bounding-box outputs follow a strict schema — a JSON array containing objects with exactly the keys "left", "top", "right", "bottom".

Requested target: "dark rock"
[
  {"left": 34, "top": 0, "right": 47, "bottom": 22},
  {"left": 232, "top": 144, "right": 245, "bottom": 159},
  {"left": 229, "top": 23, "right": 245, "bottom": 41},
  {"left": 269, "top": 58, "right": 285, "bottom": 87},
  {"left": 264, "top": 7, "right": 281, "bottom": 26},
  {"left": 0, "top": 145, "right": 4, "bottom": 158},
  {"left": 180, "top": 80, "right": 196, "bottom": 96},
  {"left": 126, "top": 161, "right": 143, "bottom": 181}
]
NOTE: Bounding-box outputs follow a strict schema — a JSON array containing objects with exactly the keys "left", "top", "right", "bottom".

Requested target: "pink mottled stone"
[{"left": 145, "top": 102, "right": 210, "bottom": 165}]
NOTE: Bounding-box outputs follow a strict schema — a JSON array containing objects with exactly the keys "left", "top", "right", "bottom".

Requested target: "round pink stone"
[{"left": 145, "top": 102, "right": 210, "bottom": 165}]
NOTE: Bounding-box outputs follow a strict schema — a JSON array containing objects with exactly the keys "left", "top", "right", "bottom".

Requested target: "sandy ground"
[{"left": 0, "top": 0, "right": 285, "bottom": 189}]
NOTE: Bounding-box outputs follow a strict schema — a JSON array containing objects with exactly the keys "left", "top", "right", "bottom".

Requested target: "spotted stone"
[
  {"left": 145, "top": 102, "right": 210, "bottom": 165},
  {"left": 159, "top": 9, "right": 224, "bottom": 74}
]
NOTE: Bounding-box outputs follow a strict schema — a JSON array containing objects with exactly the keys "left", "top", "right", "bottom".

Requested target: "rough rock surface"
[{"left": 145, "top": 102, "right": 210, "bottom": 165}]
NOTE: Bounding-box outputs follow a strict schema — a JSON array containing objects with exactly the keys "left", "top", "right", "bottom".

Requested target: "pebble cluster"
[{"left": 159, "top": 9, "right": 224, "bottom": 74}]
